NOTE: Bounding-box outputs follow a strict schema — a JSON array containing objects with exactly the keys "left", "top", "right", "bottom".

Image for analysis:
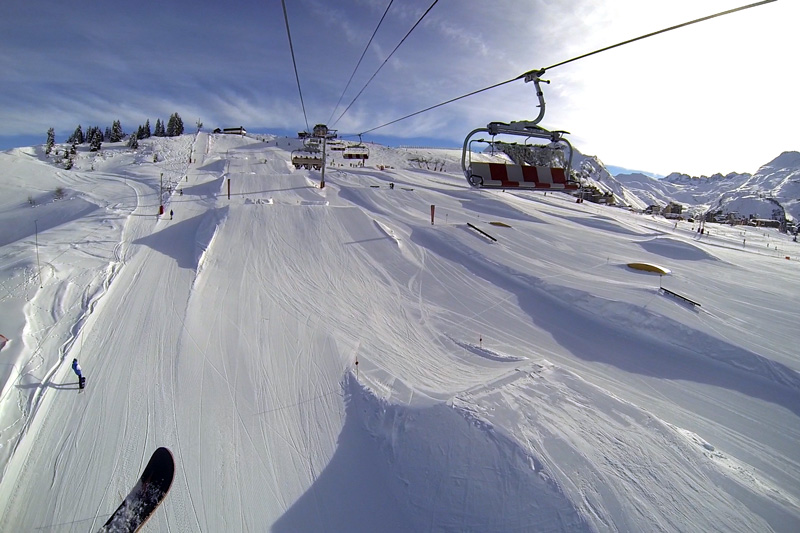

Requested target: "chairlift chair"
[
  {"left": 461, "top": 70, "right": 579, "bottom": 191},
  {"left": 304, "top": 138, "right": 322, "bottom": 152},
  {"left": 291, "top": 149, "right": 323, "bottom": 170},
  {"left": 343, "top": 144, "right": 369, "bottom": 160},
  {"left": 343, "top": 135, "right": 369, "bottom": 160}
]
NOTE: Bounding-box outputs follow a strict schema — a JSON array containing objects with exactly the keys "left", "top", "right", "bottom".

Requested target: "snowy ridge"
[
  {"left": 712, "top": 152, "right": 800, "bottom": 223},
  {"left": 614, "top": 151, "right": 800, "bottom": 224}
]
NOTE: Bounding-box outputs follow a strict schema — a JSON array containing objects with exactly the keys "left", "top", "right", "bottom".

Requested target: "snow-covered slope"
[{"left": 0, "top": 134, "right": 799, "bottom": 532}]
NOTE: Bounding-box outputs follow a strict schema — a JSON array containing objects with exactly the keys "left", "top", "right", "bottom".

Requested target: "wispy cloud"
[{"left": 1, "top": 0, "right": 795, "bottom": 175}]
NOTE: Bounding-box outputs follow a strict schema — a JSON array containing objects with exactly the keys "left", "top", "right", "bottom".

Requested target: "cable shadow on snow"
[{"left": 410, "top": 225, "right": 800, "bottom": 419}]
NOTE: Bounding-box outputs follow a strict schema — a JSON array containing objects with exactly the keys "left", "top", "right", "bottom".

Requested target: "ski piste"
[{"left": 98, "top": 447, "right": 175, "bottom": 532}]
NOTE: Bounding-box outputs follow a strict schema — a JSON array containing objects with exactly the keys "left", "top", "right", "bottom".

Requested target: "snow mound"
[
  {"left": 564, "top": 215, "right": 646, "bottom": 235},
  {"left": 638, "top": 237, "right": 718, "bottom": 261},
  {"left": 290, "top": 374, "right": 591, "bottom": 532},
  {"left": 455, "top": 364, "right": 774, "bottom": 533}
]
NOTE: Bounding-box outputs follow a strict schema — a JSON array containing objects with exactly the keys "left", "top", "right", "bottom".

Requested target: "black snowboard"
[{"left": 99, "top": 447, "right": 175, "bottom": 532}]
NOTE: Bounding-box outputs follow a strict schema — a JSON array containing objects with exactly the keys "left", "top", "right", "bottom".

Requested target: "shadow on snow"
[
  {"left": 132, "top": 209, "right": 225, "bottom": 270},
  {"left": 273, "top": 375, "right": 589, "bottom": 533},
  {"left": 410, "top": 225, "right": 800, "bottom": 419}
]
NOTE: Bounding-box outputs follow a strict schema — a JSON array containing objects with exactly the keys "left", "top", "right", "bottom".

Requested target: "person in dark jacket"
[{"left": 72, "top": 358, "right": 86, "bottom": 389}]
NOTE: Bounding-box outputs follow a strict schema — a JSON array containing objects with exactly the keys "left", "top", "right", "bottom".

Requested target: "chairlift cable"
[
  {"left": 281, "top": 0, "right": 310, "bottom": 133},
  {"left": 331, "top": 0, "right": 440, "bottom": 128},
  {"left": 358, "top": 0, "right": 777, "bottom": 137},
  {"left": 327, "top": 0, "right": 395, "bottom": 125},
  {"left": 536, "top": 0, "right": 778, "bottom": 74},
  {"left": 359, "top": 77, "right": 519, "bottom": 136}
]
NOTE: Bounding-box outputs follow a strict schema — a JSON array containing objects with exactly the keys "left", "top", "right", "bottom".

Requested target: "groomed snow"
[{"left": 0, "top": 133, "right": 798, "bottom": 532}]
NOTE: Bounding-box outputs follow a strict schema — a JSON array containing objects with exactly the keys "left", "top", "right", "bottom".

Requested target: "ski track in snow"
[{"left": 0, "top": 135, "right": 798, "bottom": 531}]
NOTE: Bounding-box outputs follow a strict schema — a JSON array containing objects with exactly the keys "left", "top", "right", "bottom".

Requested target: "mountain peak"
[{"left": 762, "top": 151, "right": 800, "bottom": 171}]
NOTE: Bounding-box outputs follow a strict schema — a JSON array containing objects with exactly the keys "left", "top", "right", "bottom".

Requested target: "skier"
[
  {"left": 170, "top": 209, "right": 174, "bottom": 220},
  {"left": 72, "top": 358, "right": 85, "bottom": 389}
]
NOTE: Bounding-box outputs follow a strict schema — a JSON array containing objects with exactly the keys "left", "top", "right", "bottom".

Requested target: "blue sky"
[{"left": 1, "top": 0, "right": 796, "bottom": 176}]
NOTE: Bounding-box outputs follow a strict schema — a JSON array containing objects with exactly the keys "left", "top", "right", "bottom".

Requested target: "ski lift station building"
[{"left": 213, "top": 127, "right": 247, "bottom": 136}]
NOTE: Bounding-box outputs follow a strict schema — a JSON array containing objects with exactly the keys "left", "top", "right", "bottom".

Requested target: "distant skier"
[
  {"left": 72, "top": 358, "right": 86, "bottom": 389},
  {"left": 170, "top": 209, "right": 174, "bottom": 220}
]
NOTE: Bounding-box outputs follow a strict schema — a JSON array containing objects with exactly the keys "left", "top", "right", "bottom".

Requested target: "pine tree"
[
  {"left": 89, "top": 129, "right": 102, "bottom": 151},
  {"left": 166, "top": 113, "right": 184, "bottom": 137},
  {"left": 110, "top": 120, "right": 124, "bottom": 142},
  {"left": 46, "top": 127, "right": 55, "bottom": 155},
  {"left": 86, "top": 126, "right": 103, "bottom": 145},
  {"left": 154, "top": 118, "right": 165, "bottom": 137},
  {"left": 68, "top": 125, "right": 84, "bottom": 144},
  {"left": 144, "top": 119, "right": 151, "bottom": 138},
  {"left": 127, "top": 132, "right": 139, "bottom": 149},
  {"left": 137, "top": 125, "right": 145, "bottom": 139},
  {"left": 174, "top": 113, "right": 184, "bottom": 135}
]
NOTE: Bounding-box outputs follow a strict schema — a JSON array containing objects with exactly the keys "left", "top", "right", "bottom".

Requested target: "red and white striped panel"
[{"left": 470, "top": 162, "right": 576, "bottom": 189}]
